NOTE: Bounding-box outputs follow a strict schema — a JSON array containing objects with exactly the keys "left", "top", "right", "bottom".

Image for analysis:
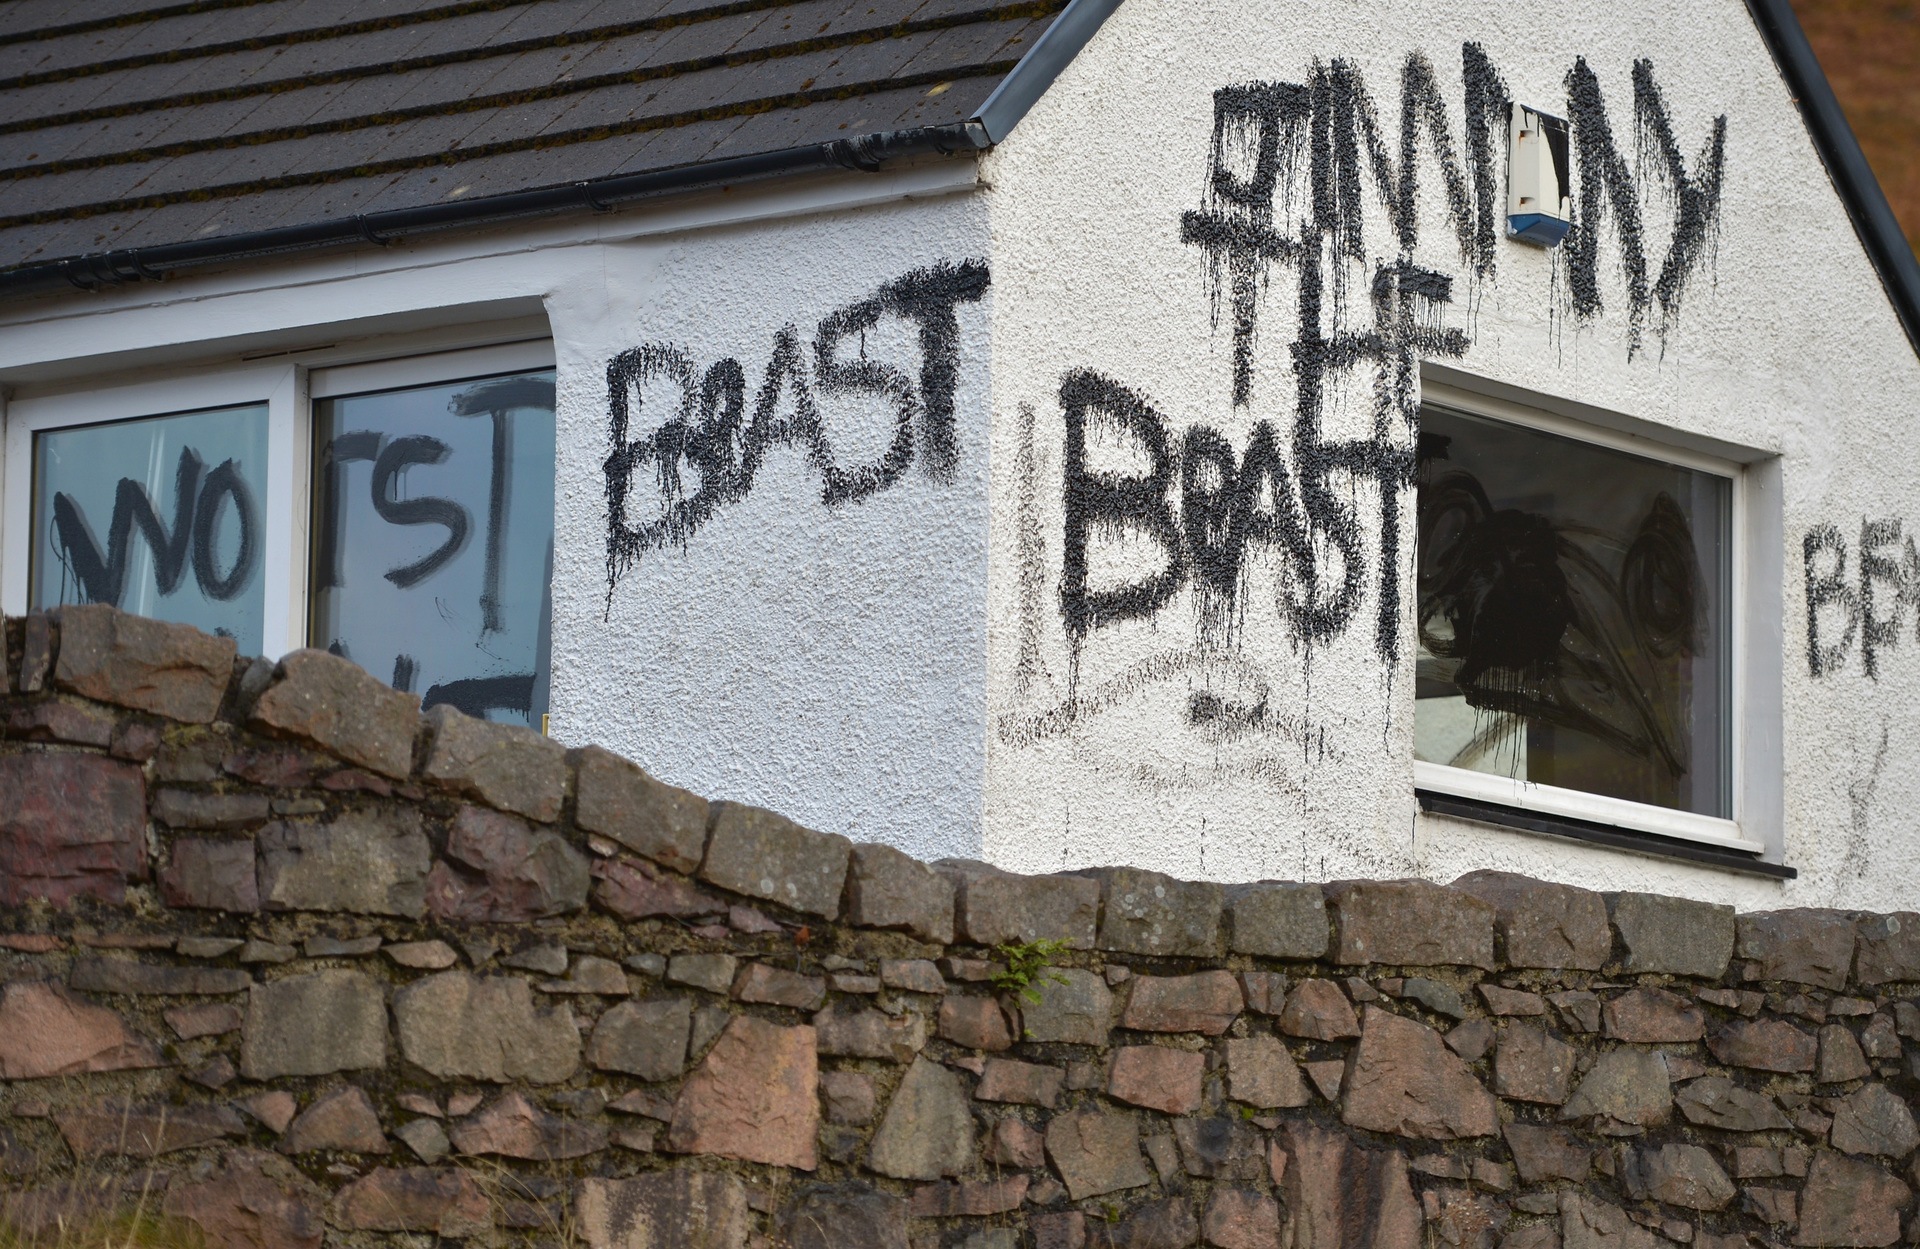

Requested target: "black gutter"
[
  {"left": 0, "top": 124, "right": 987, "bottom": 301},
  {"left": 0, "top": 0, "right": 1126, "bottom": 303},
  {"left": 1747, "top": 0, "right": 1920, "bottom": 359}
]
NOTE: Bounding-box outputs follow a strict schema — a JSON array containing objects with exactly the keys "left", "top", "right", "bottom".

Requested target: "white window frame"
[
  {"left": 1413, "top": 378, "right": 1772, "bottom": 858},
  {"left": 1, "top": 333, "right": 554, "bottom": 664}
]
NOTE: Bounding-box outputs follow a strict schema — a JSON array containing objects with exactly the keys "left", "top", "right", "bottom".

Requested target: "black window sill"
[{"left": 1416, "top": 789, "right": 1797, "bottom": 880}]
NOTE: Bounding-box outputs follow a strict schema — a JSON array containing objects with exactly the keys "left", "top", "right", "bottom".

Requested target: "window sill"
[
  {"left": 1415, "top": 787, "right": 1796, "bottom": 880},
  {"left": 1414, "top": 760, "right": 1759, "bottom": 849}
]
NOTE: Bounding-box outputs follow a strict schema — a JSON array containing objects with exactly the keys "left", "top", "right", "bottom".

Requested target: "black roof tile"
[{"left": 0, "top": 0, "right": 1084, "bottom": 287}]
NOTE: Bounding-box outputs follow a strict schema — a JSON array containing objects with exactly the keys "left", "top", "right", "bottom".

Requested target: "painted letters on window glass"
[
  {"left": 32, "top": 404, "right": 268, "bottom": 653},
  {"left": 311, "top": 371, "right": 556, "bottom": 728},
  {"left": 1414, "top": 408, "right": 1731, "bottom": 817}
]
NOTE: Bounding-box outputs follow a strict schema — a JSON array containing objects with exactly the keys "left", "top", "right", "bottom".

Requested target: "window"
[
  {"left": 310, "top": 366, "right": 555, "bottom": 727},
  {"left": 3, "top": 336, "right": 556, "bottom": 732},
  {"left": 30, "top": 403, "right": 270, "bottom": 653},
  {"left": 1414, "top": 397, "right": 1754, "bottom": 853}
]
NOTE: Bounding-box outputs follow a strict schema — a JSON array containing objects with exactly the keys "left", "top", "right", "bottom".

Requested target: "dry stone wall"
[{"left": 2, "top": 606, "right": 1919, "bottom": 1249}]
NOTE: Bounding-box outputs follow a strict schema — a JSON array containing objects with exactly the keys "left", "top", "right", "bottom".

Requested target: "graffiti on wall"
[
  {"left": 601, "top": 260, "right": 990, "bottom": 602},
  {"left": 1805, "top": 521, "right": 1920, "bottom": 679},
  {"left": 999, "top": 44, "right": 1728, "bottom": 786}
]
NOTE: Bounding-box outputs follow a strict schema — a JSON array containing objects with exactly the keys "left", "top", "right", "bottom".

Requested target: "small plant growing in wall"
[{"left": 990, "top": 938, "right": 1071, "bottom": 1005}]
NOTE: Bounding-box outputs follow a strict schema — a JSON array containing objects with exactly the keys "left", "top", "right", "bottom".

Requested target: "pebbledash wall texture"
[{"left": 6, "top": 606, "right": 1920, "bottom": 1249}]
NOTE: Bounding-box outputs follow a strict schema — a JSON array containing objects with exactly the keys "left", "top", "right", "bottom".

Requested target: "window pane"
[
  {"left": 1415, "top": 406, "right": 1732, "bottom": 818},
  {"left": 310, "top": 370, "right": 555, "bottom": 728},
  {"left": 32, "top": 404, "right": 269, "bottom": 653}
]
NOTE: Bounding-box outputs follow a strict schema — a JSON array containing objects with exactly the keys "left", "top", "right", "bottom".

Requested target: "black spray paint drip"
[
  {"left": 603, "top": 260, "right": 989, "bottom": 604},
  {"left": 450, "top": 372, "right": 555, "bottom": 635},
  {"left": 1563, "top": 57, "right": 1726, "bottom": 355},
  {"left": 1011, "top": 402, "right": 1054, "bottom": 698},
  {"left": 1632, "top": 59, "right": 1726, "bottom": 338},
  {"left": 1182, "top": 81, "right": 1310, "bottom": 408}
]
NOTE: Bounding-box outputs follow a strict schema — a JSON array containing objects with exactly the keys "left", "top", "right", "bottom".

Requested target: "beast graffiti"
[
  {"left": 1805, "top": 521, "right": 1920, "bottom": 679},
  {"left": 1057, "top": 45, "right": 1724, "bottom": 668},
  {"left": 1000, "top": 44, "right": 1728, "bottom": 781},
  {"left": 601, "top": 260, "right": 990, "bottom": 601}
]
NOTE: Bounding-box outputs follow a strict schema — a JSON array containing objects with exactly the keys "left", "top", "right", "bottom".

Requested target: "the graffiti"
[
  {"left": 1058, "top": 45, "right": 1724, "bottom": 666},
  {"left": 602, "top": 260, "right": 990, "bottom": 600},
  {"left": 318, "top": 372, "right": 556, "bottom": 727},
  {"left": 998, "top": 44, "right": 1728, "bottom": 787},
  {"left": 52, "top": 448, "right": 258, "bottom": 607},
  {"left": 1418, "top": 461, "right": 1702, "bottom": 782},
  {"left": 1805, "top": 520, "right": 1920, "bottom": 679}
]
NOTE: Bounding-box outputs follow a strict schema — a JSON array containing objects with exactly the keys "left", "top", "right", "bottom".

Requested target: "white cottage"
[{"left": 3, "top": 0, "right": 1917, "bottom": 909}]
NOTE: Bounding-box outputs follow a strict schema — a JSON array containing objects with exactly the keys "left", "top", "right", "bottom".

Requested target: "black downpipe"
[
  {"left": 1746, "top": 0, "right": 1920, "bottom": 358},
  {"left": 0, "top": 123, "right": 987, "bottom": 301}
]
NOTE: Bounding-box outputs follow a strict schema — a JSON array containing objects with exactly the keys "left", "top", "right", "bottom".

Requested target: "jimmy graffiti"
[
  {"left": 601, "top": 260, "right": 990, "bottom": 599},
  {"left": 1004, "top": 45, "right": 1727, "bottom": 776},
  {"left": 1804, "top": 522, "right": 1920, "bottom": 680}
]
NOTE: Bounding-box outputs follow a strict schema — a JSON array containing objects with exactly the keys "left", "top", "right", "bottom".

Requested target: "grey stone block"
[
  {"left": 150, "top": 787, "right": 271, "bottom": 831},
  {"left": 936, "top": 860, "right": 1099, "bottom": 949},
  {"left": 257, "top": 810, "right": 431, "bottom": 917},
  {"left": 1020, "top": 968, "right": 1112, "bottom": 1045},
  {"left": 1327, "top": 879, "right": 1495, "bottom": 967},
  {"left": 392, "top": 970, "right": 579, "bottom": 1084},
  {"left": 667, "top": 953, "right": 739, "bottom": 994},
  {"left": 588, "top": 998, "right": 693, "bottom": 1082},
  {"left": 699, "top": 802, "right": 851, "bottom": 919},
  {"left": 1227, "top": 881, "right": 1330, "bottom": 959},
  {"left": 1736, "top": 909, "right": 1858, "bottom": 989},
  {"left": 579, "top": 1172, "right": 750, "bottom": 1249},
  {"left": 1092, "top": 866, "right": 1223, "bottom": 957},
  {"left": 1855, "top": 912, "right": 1920, "bottom": 985},
  {"left": 69, "top": 959, "right": 250, "bottom": 996},
  {"left": 783, "top": 1184, "right": 906, "bottom": 1249},
  {"left": 1609, "top": 892, "right": 1735, "bottom": 978},
  {"left": 421, "top": 704, "right": 567, "bottom": 823},
  {"left": 572, "top": 745, "right": 708, "bottom": 874},
  {"left": 1045, "top": 1110, "right": 1151, "bottom": 1201},
  {"left": 18, "top": 613, "right": 51, "bottom": 693},
  {"left": 250, "top": 648, "right": 420, "bottom": 780},
  {"left": 846, "top": 842, "right": 954, "bottom": 944},
  {"left": 867, "top": 1057, "right": 974, "bottom": 1180},
  {"left": 1452, "top": 870, "right": 1611, "bottom": 970},
  {"left": 814, "top": 1003, "right": 929, "bottom": 1062},
  {"left": 54, "top": 604, "right": 234, "bottom": 724},
  {"left": 241, "top": 969, "right": 387, "bottom": 1079}
]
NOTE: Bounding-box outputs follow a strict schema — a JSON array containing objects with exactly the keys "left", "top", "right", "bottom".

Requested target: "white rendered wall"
[
  {"left": 544, "top": 195, "right": 994, "bottom": 863},
  {"left": 0, "top": 171, "right": 996, "bottom": 865},
  {"left": 977, "top": 0, "right": 1920, "bottom": 908}
]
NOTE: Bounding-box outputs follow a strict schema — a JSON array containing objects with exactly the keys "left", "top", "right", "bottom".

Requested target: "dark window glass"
[
  {"left": 311, "top": 370, "right": 555, "bottom": 728},
  {"left": 32, "top": 404, "right": 268, "bottom": 652},
  {"left": 1415, "top": 406, "right": 1732, "bottom": 817}
]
